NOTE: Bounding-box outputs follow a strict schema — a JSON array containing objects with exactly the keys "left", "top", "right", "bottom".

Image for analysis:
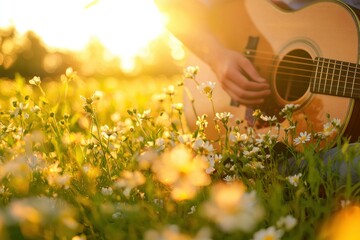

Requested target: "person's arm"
[{"left": 155, "top": 0, "right": 270, "bottom": 106}]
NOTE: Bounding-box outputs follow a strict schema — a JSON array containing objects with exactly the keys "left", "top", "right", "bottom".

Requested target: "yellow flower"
[
  {"left": 151, "top": 146, "right": 211, "bottom": 201},
  {"left": 82, "top": 164, "right": 101, "bottom": 178},
  {"left": 7, "top": 197, "right": 79, "bottom": 238},
  {"left": 113, "top": 170, "right": 146, "bottom": 197},
  {"left": 260, "top": 114, "right": 277, "bottom": 122},
  {"left": 29, "top": 76, "right": 41, "bottom": 86},
  {"left": 253, "top": 226, "right": 284, "bottom": 240},
  {"left": 152, "top": 93, "right": 166, "bottom": 103},
  {"left": 319, "top": 204, "right": 360, "bottom": 240},
  {"left": 1, "top": 158, "right": 32, "bottom": 194},
  {"left": 196, "top": 114, "right": 208, "bottom": 130},
  {"left": 144, "top": 225, "right": 211, "bottom": 240},
  {"left": 163, "top": 85, "right": 175, "bottom": 96},
  {"left": 197, "top": 81, "right": 216, "bottom": 98},
  {"left": 91, "top": 90, "right": 103, "bottom": 101},
  {"left": 276, "top": 214, "right": 298, "bottom": 231},
  {"left": 183, "top": 65, "right": 199, "bottom": 79},
  {"left": 65, "top": 67, "right": 75, "bottom": 78},
  {"left": 138, "top": 150, "right": 158, "bottom": 170},
  {"left": 202, "top": 181, "right": 264, "bottom": 232},
  {"left": 172, "top": 103, "right": 183, "bottom": 111},
  {"left": 47, "top": 173, "right": 71, "bottom": 189},
  {"left": 215, "top": 112, "right": 234, "bottom": 123},
  {"left": 252, "top": 109, "right": 262, "bottom": 118},
  {"left": 323, "top": 118, "right": 340, "bottom": 137}
]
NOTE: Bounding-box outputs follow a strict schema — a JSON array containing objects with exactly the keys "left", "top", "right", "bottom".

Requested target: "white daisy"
[{"left": 293, "top": 131, "right": 311, "bottom": 145}]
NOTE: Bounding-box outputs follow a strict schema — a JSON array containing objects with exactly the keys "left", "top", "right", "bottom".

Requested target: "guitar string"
[
  {"left": 264, "top": 68, "right": 360, "bottom": 92},
  {"left": 246, "top": 49, "right": 360, "bottom": 76},
  {"left": 227, "top": 50, "right": 360, "bottom": 97},
  {"left": 272, "top": 72, "right": 360, "bottom": 89},
  {"left": 274, "top": 75, "right": 360, "bottom": 98},
  {"left": 273, "top": 69, "right": 360, "bottom": 88},
  {"left": 262, "top": 70, "right": 360, "bottom": 96},
  {"left": 193, "top": 49, "right": 360, "bottom": 96},
  {"left": 266, "top": 75, "right": 360, "bottom": 99},
  {"left": 268, "top": 62, "right": 360, "bottom": 81},
  {"left": 246, "top": 48, "right": 358, "bottom": 66},
  {"left": 265, "top": 66, "right": 360, "bottom": 84},
  {"left": 243, "top": 51, "right": 360, "bottom": 89},
  {"left": 238, "top": 62, "right": 360, "bottom": 91}
]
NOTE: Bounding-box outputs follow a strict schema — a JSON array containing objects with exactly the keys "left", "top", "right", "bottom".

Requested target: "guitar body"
[{"left": 183, "top": 0, "right": 360, "bottom": 144}]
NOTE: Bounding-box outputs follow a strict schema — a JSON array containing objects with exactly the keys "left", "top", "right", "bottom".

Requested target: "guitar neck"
[{"left": 310, "top": 57, "right": 360, "bottom": 99}]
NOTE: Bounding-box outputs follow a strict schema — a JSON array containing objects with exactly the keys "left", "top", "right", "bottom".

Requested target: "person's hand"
[{"left": 209, "top": 47, "right": 271, "bottom": 106}]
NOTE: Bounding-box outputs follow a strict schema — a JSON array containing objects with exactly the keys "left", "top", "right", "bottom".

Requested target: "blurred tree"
[{"left": 0, "top": 27, "right": 181, "bottom": 80}]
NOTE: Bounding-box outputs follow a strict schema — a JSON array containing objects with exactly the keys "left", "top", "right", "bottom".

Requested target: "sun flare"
[{"left": 0, "top": 0, "right": 166, "bottom": 71}]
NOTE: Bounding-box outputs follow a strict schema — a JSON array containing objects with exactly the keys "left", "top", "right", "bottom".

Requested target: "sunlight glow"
[{"left": 0, "top": 0, "right": 166, "bottom": 70}]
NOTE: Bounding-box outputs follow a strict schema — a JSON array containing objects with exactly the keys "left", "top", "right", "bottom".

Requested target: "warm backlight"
[{"left": 0, "top": 0, "right": 166, "bottom": 72}]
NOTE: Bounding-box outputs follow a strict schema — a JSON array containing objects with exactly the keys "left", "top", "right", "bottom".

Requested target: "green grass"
[{"left": 0, "top": 68, "right": 359, "bottom": 240}]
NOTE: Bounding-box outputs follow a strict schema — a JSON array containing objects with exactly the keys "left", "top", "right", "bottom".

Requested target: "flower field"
[{"left": 0, "top": 66, "right": 359, "bottom": 240}]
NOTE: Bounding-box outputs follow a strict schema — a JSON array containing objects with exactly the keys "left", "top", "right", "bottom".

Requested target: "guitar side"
[{"left": 183, "top": 0, "right": 360, "bottom": 144}]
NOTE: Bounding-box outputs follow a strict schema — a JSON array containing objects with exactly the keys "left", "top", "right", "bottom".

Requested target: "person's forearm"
[
  {"left": 154, "top": 0, "right": 225, "bottom": 69},
  {"left": 176, "top": 29, "right": 227, "bottom": 72},
  {"left": 155, "top": 0, "right": 271, "bottom": 106}
]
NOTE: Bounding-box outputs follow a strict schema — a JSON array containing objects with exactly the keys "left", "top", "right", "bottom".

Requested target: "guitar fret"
[
  {"left": 312, "top": 58, "right": 321, "bottom": 92},
  {"left": 343, "top": 62, "right": 350, "bottom": 96},
  {"left": 351, "top": 63, "right": 358, "bottom": 98},
  {"left": 311, "top": 57, "right": 359, "bottom": 99},
  {"left": 323, "top": 58, "right": 330, "bottom": 94},
  {"left": 329, "top": 59, "right": 336, "bottom": 95},
  {"left": 336, "top": 61, "right": 343, "bottom": 96},
  {"left": 333, "top": 60, "right": 342, "bottom": 96},
  {"left": 345, "top": 62, "right": 356, "bottom": 97},
  {"left": 318, "top": 58, "right": 326, "bottom": 93},
  {"left": 354, "top": 65, "right": 360, "bottom": 99}
]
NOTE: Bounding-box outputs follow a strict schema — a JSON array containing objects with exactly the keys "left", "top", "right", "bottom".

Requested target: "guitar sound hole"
[{"left": 276, "top": 49, "right": 314, "bottom": 102}]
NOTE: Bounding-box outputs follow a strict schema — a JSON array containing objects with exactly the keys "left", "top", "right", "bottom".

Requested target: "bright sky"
[{"left": 0, "top": 0, "right": 167, "bottom": 71}]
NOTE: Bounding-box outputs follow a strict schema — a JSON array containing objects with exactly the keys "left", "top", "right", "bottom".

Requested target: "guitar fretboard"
[{"left": 311, "top": 57, "right": 360, "bottom": 99}]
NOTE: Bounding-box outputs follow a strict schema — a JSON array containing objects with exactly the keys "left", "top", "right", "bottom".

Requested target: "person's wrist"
[{"left": 205, "top": 40, "right": 226, "bottom": 71}]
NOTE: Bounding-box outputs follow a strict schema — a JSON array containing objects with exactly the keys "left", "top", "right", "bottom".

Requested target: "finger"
[
  {"left": 225, "top": 88, "right": 266, "bottom": 106},
  {"left": 227, "top": 68, "right": 270, "bottom": 91},
  {"left": 223, "top": 79, "right": 271, "bottom": 100},
  {"left": 239, "top": 57, "right": 267, "bottom": 83}
]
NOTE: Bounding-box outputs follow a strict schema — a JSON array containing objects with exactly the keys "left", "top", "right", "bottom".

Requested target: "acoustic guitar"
[{"left": 183, "top": 0, "right": 360, "bottom": 145}]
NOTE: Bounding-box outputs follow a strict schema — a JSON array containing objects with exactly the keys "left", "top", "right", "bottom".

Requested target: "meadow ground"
[{"left": 0, "top": 67, "right": 359, "bottom": 240}]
